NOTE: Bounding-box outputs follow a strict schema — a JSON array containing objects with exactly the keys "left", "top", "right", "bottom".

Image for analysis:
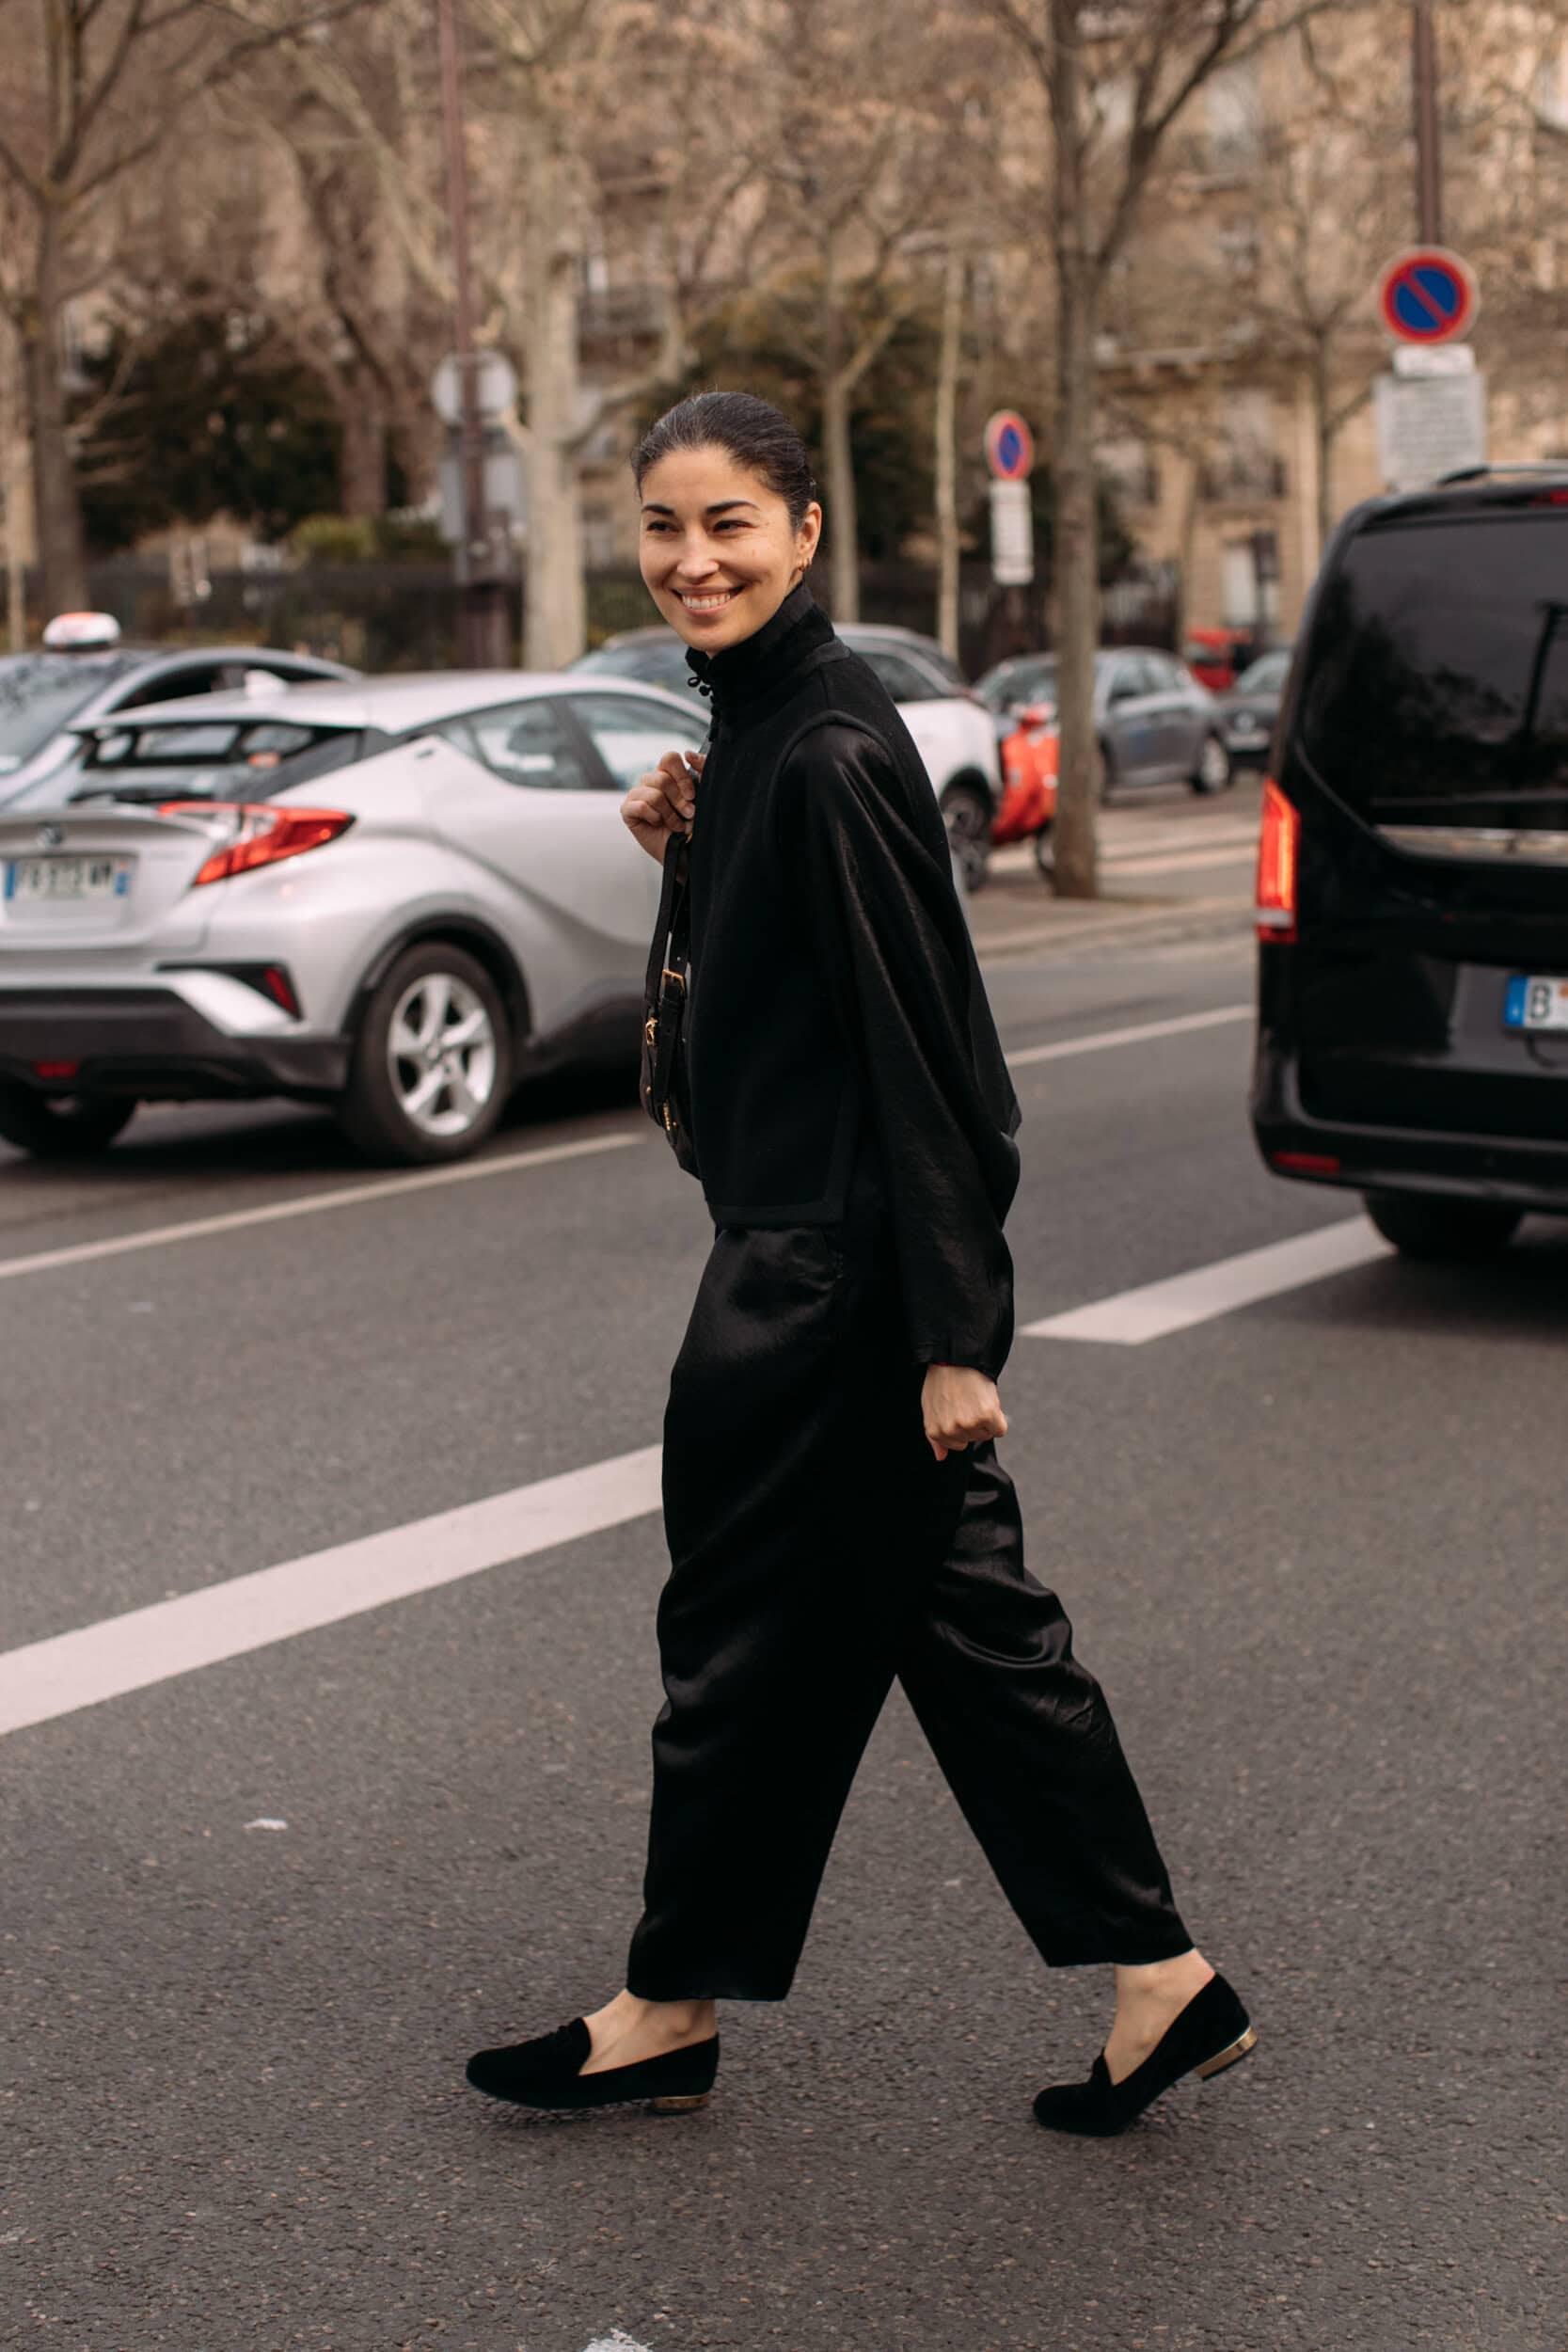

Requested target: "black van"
[{"left": 1252, "top": 467, "right": 1568, "bottom": 1257}]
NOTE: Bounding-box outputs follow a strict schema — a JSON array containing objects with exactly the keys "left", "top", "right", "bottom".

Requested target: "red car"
[{"left": 1182, "top": 627, "right": 1253, "bottom": 694}]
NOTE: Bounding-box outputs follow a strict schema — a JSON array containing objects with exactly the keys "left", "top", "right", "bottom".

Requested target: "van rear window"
[{"left": 1300, "top": 512, "right": 1568, "bottom": 826}]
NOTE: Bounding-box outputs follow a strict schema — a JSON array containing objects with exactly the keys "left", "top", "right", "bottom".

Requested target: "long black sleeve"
[{"left": 773, "top": 718, "right": 1022, "bottom": 1379}]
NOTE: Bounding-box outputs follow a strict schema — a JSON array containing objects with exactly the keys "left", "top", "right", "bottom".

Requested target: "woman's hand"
[
  {"left": 921, "top": 1364, "right": 1007, "bottom": 1463},
  {"left": 622, "top": 749, "right": 703, "bottom": 864}
]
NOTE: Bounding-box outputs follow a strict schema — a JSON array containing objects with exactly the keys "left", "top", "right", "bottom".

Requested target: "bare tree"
[
  {"left": 0, "top": 0, "right": 377, "bottom": 612},
  {"left": 714, "top": 0, "right": 988, "bottom": 620},
  {"left": 241, "top": 3, "right": 451, "bottom": 514},
  {"left": 981, "top": 0, "right": 1345, "bottom": 897}
]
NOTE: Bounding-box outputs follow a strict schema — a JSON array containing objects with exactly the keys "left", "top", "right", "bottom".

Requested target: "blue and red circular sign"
[
  {"left": 1376, "top": 246, "right": 1479, "bottom": 344},
  {"left": 985, "top": 410, "right": 1035, "bottom": 481}
]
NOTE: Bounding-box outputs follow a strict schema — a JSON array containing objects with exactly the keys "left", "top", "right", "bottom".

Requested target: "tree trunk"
[
  {"left": 820, "top": 244, "right": 859, "bottom": 623},
  {"left": 934, "top": 248, "right": 963, "bottom": 662},
  {"left": 339, "top": 388, "right": 388, "bottom": 517},
  {"left": 1049, "top": 0, "right": 1101, "bottom": 900},
  {"left": 821, "top": 362, "right": 859, "bottom": 623},
  {"left": 1175, "top": 453, "right": 1201, "bottom": 646},
  {"left": 21, "top": 207, "right": 87, "bottom": 616},
  {"left": 1312, "top": 343, "right": 1335, "bottom": 557},
  {"left": 522, "top": 145, "right": 587, "bottom": 671}
]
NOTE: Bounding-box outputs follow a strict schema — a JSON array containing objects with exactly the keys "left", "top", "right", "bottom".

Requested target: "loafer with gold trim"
[
  {"left": 465, "top": 2017, "right": 720, "bottom": 2113},
  {"left": 1032, "top": 1972, "right": 1256, "bottom": 2137}
]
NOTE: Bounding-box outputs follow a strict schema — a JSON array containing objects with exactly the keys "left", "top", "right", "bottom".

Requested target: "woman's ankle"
[
  {"left": 1113, "top": 1949, "right": 1213, "bottom": 2003},
  {"left": 621, "top": 1990, "right": 715, "bottom": 2036}
]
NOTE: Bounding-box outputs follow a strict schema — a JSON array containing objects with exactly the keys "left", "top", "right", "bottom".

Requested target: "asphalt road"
[{"left": 3, "top": 787, "right": 1563, "bottom": 2352}]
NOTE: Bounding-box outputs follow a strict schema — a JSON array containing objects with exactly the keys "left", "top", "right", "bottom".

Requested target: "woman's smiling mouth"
[{"left": 678, "top": 587, "right": 742, "bottom": 614}]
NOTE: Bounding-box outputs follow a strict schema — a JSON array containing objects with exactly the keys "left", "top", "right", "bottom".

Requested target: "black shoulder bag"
[{"left": 641, "top": 831, "right": 699, "bottom": 1173}]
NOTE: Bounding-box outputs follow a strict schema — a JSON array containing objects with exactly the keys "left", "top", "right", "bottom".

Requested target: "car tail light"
[
  {"left": 159, "top": 803, "right": 354, "bottom": 887},
  {"left": 1256, "top": 777, "right": 1299, "bottom": 943},
  {"left": 1271, "top": 1151, "right": 1341, "bottom": 1176}
]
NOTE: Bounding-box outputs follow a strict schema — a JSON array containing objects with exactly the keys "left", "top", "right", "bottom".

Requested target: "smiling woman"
[
  {"left": 466, "top": 390, "right": 1252, "bottom": 2141},
  {"left": 634, "top": 394, "right": 822, "bottom": 651}
]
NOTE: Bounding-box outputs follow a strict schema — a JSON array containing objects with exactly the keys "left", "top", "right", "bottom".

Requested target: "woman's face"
[{"left": 639, "top": 445, "right": 822, "bottom": 653}]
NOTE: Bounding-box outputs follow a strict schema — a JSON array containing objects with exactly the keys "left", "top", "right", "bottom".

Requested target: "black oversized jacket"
[{"left": 677, "top": 582, "right": 1022, "bottom": 1378}]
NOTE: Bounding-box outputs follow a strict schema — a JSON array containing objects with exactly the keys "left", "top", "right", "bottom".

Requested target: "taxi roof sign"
[{"left": 42, "top": 612, "right": 121, "bottom": 651}]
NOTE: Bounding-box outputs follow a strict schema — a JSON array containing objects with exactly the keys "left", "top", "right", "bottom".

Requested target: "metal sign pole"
[
  {"left": 436, "top": 0, "right": 511, "bottom": 669},
  {"left": 1412, "top": 1, "right": 1443, "bottom": 245}
]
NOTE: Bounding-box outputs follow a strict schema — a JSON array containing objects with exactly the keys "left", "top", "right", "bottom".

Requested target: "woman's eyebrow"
[{"left": 639, "top": 499, "right": 761, "bottom": 516}]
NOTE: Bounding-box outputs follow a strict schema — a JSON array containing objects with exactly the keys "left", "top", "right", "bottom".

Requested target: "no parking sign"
[{"left": 1376, "top": 247, "right": 1479, "bottom": 344}]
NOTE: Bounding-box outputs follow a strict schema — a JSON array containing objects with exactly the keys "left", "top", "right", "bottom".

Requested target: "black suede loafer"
[
  {"left": 1032, "top": 1972, "right": 1255, "bottom": 2137},
  {"left": 465, "top": 2017, "right": 720, "bottom": 2112}
]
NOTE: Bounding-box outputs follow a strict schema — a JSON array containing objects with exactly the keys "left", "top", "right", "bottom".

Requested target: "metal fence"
[{"left": 26, "top": 552, "right": 1179, "bottom": 681}]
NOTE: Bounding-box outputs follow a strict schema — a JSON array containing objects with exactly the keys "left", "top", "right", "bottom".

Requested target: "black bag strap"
[{"left": 644, "top": 828, "right": 691, "bottom": 1006}]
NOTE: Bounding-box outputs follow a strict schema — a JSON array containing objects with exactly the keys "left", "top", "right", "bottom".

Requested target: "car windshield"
[
  {"left": 977, "top": 658, "right": 1058, "bottom": 714},
  {"left": 0, "top": 653, "right": 145, "bottom": 771},
  {"left": 8, "top": 717, "right": 378, "bottom": 808},
  {"left": 574, "top": 637, "right": 699, "bottom": 700},
  {"left": 1234, "top": 651, "right": 1290, "bottom": 695},
  {"left": 1299, "top": 511, "right": 1568, "bottom": 824}
]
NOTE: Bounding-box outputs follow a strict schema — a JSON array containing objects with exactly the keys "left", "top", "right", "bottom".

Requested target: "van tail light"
[
  {"left": 158, "top": 803, "right": 355, "bottom": 887},
  {"left": 1256, "top": 777, "right": 1300, "bottom": 943}
]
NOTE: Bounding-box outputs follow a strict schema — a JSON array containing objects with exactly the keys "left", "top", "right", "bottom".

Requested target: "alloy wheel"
[{"left": 386, "top": 971, "right": 499, "bottom": 1139}]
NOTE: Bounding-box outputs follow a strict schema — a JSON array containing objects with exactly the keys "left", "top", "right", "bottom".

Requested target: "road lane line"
[
  {"left": 1023, "top": 1218, "right": 1390, "bottom": 1344},
  {"left": 1006, "top": 1003, "right": 1250, "bottom": 1068},
  {"left": 0, "top": 1015, "right": 1249, "bottom": 1283},
  {"left": 0, "top": 1445, "right": 664, "bottom": 1740},
  {"left": 0, "top": 1128, "right": 641, "bottom": 1285}
]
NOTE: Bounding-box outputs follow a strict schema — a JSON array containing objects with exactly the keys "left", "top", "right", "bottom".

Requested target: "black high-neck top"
[{"left": 674, "top": 584, "right": 1022, "bottom": 1378}]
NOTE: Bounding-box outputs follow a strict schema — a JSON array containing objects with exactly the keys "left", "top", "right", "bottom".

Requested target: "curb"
[{"left": 973, "top": 894, "right": 1254, "bottom": 964}]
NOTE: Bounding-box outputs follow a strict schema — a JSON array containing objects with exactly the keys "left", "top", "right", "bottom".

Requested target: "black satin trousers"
[{"left": 625, "top": 1209, "right": 1192, "bottom": 2002}]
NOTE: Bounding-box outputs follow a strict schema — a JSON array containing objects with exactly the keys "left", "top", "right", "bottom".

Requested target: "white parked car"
[
  {"left": 572, "top": 619, "right": 1002, "bottom": 886},
  {"left": 0, "top": 673, "right": 706, "bottom": 1164}
]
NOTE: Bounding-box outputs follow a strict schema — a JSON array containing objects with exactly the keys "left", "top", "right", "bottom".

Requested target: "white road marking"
[
  {"left": 1024, "top": 1218, "right": 1390, "bottom": 1345},
  {"left": 0, "top": 1128, "right": 641, "bottom": 1286},
  {"left": 581, "top": 2336, "right": 656, "bottom": 2352},
  {"left": 1006, "top": 1003, "right": 1250, "bottom": 1069},
  {"left": 0, "top": 1444, "right": 663, "bottom": 1740}
]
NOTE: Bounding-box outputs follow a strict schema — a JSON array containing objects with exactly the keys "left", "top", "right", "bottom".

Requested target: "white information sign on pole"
[
  {"left": 431, "top": 350, "right": 518, "bottom": 427},
  {"left": 990, "top": 478, "right": 1035, "bottom": 585},
  {"left": 1374, "top": 367, "right": 1487, "bottom": 491}
]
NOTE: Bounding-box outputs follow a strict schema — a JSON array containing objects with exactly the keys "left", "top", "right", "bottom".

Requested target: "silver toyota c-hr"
[{"left": 0, "top": 672, "right": 708, "bottom": 1164}]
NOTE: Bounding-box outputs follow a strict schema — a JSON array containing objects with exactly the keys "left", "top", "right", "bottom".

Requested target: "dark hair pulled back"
[{"left": 632, "top": 391, "right": 818, "bottom": 529}]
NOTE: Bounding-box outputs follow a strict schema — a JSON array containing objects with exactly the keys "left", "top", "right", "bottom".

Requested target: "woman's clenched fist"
[
  {"left": 921, "top": 1364, "right": 1008, "bottom": 1463},
  {"left": 622, "top": 749, "right": 703, "bottom": 863}
]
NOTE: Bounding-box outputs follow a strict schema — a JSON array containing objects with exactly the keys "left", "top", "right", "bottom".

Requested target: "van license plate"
[{"left": 1504, "top": 975, "right": 1568, "bottom": 1031}]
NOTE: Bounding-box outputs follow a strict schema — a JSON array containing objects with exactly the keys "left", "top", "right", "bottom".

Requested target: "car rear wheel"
[
  {"left": 339, "top": 943, "right": 513, "bottom": 1166},
  {"left": 1363, "top": 1192, "right": 1523, "bottom": 1260},
  {"left": 940, "top": 780, "right": 993, "bottom": 891},
  {"left": 1189, "top": 733, "right": 1233, "bottom": 794},
  {"left": 0, "top": 1086, "right": 136, "bottom": 1157}
]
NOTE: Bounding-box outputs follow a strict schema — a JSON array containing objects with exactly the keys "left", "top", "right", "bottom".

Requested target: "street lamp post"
[{"left": 436, "top": 0, "right": 514, "bottom": 670}]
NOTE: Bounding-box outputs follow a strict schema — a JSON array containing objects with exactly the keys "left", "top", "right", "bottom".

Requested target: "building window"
[{"left": 1206, "top": 61, "right": 1262, "bottom": 173}]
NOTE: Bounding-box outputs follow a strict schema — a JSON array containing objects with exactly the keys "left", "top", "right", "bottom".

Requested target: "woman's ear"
[{"left": 797, "top": 501, "right": 823, "bottom": 576}]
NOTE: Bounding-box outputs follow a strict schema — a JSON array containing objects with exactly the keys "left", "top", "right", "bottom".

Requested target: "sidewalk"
[{"left": 970, "top": 817, "right": 1259, "bottom": 962}]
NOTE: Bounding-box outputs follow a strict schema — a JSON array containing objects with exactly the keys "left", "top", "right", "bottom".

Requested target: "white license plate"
[
  {"left": 4, "top": 855, "right": 131, "bottom": 904},
  {"left": 1503, "top": 974, "right": 1568, "bottom": 1032}
]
